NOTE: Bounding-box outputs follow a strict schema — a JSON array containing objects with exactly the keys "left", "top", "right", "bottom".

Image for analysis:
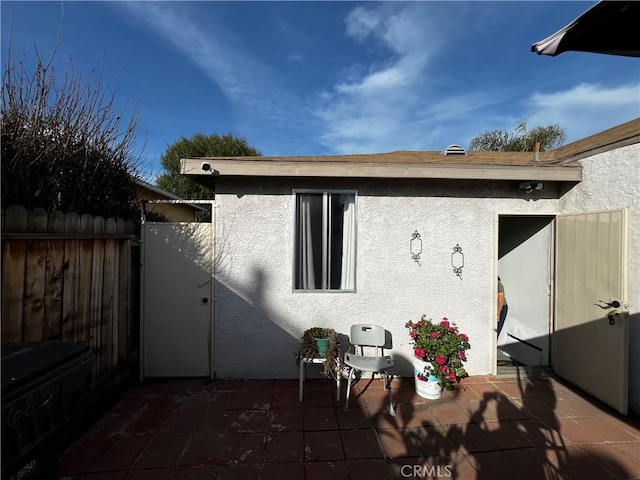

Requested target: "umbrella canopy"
[{"left": 531, "top": 1, "right": 640, "bottom": 58}]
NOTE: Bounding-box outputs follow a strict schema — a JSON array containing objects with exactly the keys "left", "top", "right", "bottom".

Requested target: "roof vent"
[{"left": 443, "top": 144, "right": 466, "bottom": 155}]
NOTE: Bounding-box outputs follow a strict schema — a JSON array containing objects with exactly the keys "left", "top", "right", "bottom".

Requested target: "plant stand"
[{"left": 298, "top": 357, "right": 341, "bottom": 402}]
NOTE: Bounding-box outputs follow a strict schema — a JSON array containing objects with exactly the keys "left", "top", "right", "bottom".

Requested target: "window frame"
[{"left": 292, "top": 189, "right": 358, "bottom": 293}]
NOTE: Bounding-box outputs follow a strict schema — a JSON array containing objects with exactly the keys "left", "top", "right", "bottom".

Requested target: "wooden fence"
[{"left": 1, "top": 205, "right": 140, "bottom": 383}]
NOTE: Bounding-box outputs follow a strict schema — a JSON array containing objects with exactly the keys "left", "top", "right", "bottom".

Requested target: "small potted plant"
[
  {"left": 297, "top": 327, "right": 341, "bottom": 378},
  {"left": 406, "top": 315, "right": 470, "bottom": 398}
]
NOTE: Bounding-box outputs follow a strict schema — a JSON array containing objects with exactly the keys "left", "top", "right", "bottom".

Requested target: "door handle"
[{"left": 595, "top": 300, "right": 621, "bottom": 309}]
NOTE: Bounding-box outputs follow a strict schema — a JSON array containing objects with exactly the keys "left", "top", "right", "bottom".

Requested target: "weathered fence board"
[
  {"left": 62, "top": 212, "right": 80, "bottom": 342},
  {"left": 24, "top": 209, "right": 48, "bottom": 340},
  {"left": 1, "top": 240, "right": 26, "bottom": 341},
  {"left": 1, "top": 205, "right": 139, "bottom": 387},
  {"left": 2, "top": 206, "right": 28, "bottom": 340},
  {"left": 118, "top": 239, "right": 131, "bottom": 363},
  {"left": 44, "top": 243, "right": 64, "bottom": 341},
  {"left": 24, "top": 239, "right": 47, "bottom": 340},
  {"left": 90, "top": 217, "right": 105, "bottom": 378},
  {"left": 43, "top": 212, "right": 65, "bottom": 340},
  {"left": 102, "top": 218, "right": 117, "bottom": 372},
  {"left": 78, "top": 215, "right": 95, "bottom": 344}
]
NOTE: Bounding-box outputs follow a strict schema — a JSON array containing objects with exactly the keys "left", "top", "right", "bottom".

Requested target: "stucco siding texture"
[
  {"left": 212, "top": 178, "right": 559, "bottom": 382},
  {"left": 559, "top": 143, "right": 640, "bottom": 415}
]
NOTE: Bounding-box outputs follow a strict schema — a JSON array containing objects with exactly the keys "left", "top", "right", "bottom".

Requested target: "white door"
[
  {"left": 143, "top": 221, "right": 214, "bottom": 378},
  {"left": 555, "top": 210, "right": 629, "bottom": 414}
]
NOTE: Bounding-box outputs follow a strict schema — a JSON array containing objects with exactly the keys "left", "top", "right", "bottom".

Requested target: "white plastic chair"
[{"left": 343, "top": 324, "right": 396, "bottom": 416}]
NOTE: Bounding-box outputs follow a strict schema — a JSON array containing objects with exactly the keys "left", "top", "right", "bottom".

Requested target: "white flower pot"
[{"left": 413, "top": 358, "right": 442, "bottom": 400}]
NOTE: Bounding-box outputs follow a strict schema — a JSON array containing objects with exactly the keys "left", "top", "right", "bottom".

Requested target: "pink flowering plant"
[{"left": 406, "top": 315, "right": 470, "bottom": 391}]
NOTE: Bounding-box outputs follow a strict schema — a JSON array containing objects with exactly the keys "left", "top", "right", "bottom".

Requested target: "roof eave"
[
  {"left": 134, "top": 177, "right": 186, "bottom": 201},
  {"left": 181, "top": 158, "right": 582, "bottom": 182}
]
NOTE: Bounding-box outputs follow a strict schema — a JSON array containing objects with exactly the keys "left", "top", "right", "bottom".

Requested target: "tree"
[
  {"left": 2, "top": 43, "right": 142, "bottom": 219},
  {"left": 468, "top": 122, "right": 566, "bottom": 152},
  {"left": 156, "top": 133, "right": 261, "bottom": 199}
]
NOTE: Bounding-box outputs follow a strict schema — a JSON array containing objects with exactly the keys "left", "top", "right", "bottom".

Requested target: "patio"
[{"left": 58, "top": 373, "right": 640, "bottom": 480}]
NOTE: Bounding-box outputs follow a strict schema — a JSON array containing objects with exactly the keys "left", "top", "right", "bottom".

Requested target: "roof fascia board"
[
  {"left": 181, "top": 158, "right": 581, "bottom": 182},
  {"left": 556, "top": 134, "right": 640, "bottom": 165},
  {"left": 134, "top": 177, "right": 186, "bottom": 201},
  {"left": 552, "top": 118, "right": 640, "bottom": 164}
]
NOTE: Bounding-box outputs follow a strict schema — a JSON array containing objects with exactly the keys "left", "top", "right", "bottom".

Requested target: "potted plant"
[
  {"left": 406, "top": 315, "right": 470, "bottom": 398},
  {"left": 297, "top": 327, "right": 341, "bottom": 378}
]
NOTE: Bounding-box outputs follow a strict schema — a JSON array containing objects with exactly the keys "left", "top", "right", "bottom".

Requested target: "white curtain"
[
  {"left": 298, "top": 196, "right": 315, "bottom": 289},
  {"left": 340, "top": 196, "right": 356, "bottom": 290}
]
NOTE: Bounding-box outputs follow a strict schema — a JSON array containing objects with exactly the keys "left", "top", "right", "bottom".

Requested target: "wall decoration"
[
  {"left": 451, "top": 244, "right": 464, "bottom": 279},
  {"left": 410, "top": 231, "right": 422, "bottom": 266}
]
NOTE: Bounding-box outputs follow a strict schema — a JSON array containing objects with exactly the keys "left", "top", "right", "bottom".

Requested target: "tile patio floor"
[{"left": 58, "top": 374, "right": 640, "bottom": 480}]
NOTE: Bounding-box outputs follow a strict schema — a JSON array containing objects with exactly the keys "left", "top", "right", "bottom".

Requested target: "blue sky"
[{"left": 2, "top": 1, "right": 639, "bottom": 182}]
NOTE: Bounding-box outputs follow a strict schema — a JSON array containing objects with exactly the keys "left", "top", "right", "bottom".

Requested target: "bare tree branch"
[{"left": 2, "top": 33, "right": 143, "bottom": 219}]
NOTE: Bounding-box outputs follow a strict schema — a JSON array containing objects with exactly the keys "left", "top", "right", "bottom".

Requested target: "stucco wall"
[
  {"left": 559, "top": 143, "right": 640, "bottom": 415},
  {"left": 212, "top": 178, "right": 560, "bottom": 381}
]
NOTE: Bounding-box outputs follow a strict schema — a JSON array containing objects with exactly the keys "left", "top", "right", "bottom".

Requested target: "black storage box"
[{"left": 2, "top": 342, "right": 94, "bottom": 480}]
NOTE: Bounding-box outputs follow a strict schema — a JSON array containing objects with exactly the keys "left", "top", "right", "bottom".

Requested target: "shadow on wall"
[
  {"left": 143, "top": 218, "right": 638, "bottom": 417},
  {"left": 215, "top": 261, "right": 359, "bottom": 380},
  {"left": 213, "top": 245, "right": 638, "bottom": 420},
  {"left": 630, "top": 312, "right": 640, "bottom": 417},
  {"left": 212, "top": 217, "right": 359, "bottom": 379},
  {"left": 498, "top": 215, "right": 554, "bottom": 258},
  {"left": 214, "top": 269, "right": 304, "bottom": 379},
  {"left": 213, "top": 268, "right": 398, "bottom": 380},
  {"left": 368, "top": 369, "right": 639, "bottom": 479},
  {"left": 145, "top": 218, "right": 352, "bottom": 380}
]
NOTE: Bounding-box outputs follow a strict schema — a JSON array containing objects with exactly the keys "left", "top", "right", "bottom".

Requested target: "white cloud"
[
  {"left": 115, "top": 2, "right": 639, "bottom": 156},
  {"left": 316, "top": 0, "right": 640, "bottom": 155},
  {"left": 314, "top": 4, "right": 450, "bottom": 153},
  {"left": 116, "top": 2, "right": 302, "bottom": 133},
  {"left": 335, "top": 64, "right": 406, "bottom": 95},
  {"left": 531, "top": 83, "right": 638, "bottom": 109},
  {"left": 315, "top": 3, "right": 640, "bottom": 154},
  {"left": 345, "top": 4, "right": 432, "bottom": 57},
  {"left": 345, "top": 7, "right": 381, "bottom": 42},
  {"left": 526, "top": 83, "right": 640, "bottom": 142}
]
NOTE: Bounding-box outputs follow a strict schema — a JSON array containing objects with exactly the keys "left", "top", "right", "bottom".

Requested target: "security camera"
[
  {"left": 518, "top": 181, "right": 544, "bottom": 193},
  {"left": 201, "top": 162, "right": 211, "bottom": 172}
]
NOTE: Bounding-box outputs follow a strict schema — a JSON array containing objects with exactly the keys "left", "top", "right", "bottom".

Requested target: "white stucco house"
[{"left": 143, "top": 118, "right": 638, "bottom": 416}]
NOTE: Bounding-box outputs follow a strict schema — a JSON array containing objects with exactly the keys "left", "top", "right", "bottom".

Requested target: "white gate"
[{"left": 141, "top": 201, "right": 215, "bottom": 378}]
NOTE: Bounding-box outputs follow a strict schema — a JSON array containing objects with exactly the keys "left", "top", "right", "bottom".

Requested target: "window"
[{"left": 294, "top": 191, "right": 356, "bottom": 291}]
